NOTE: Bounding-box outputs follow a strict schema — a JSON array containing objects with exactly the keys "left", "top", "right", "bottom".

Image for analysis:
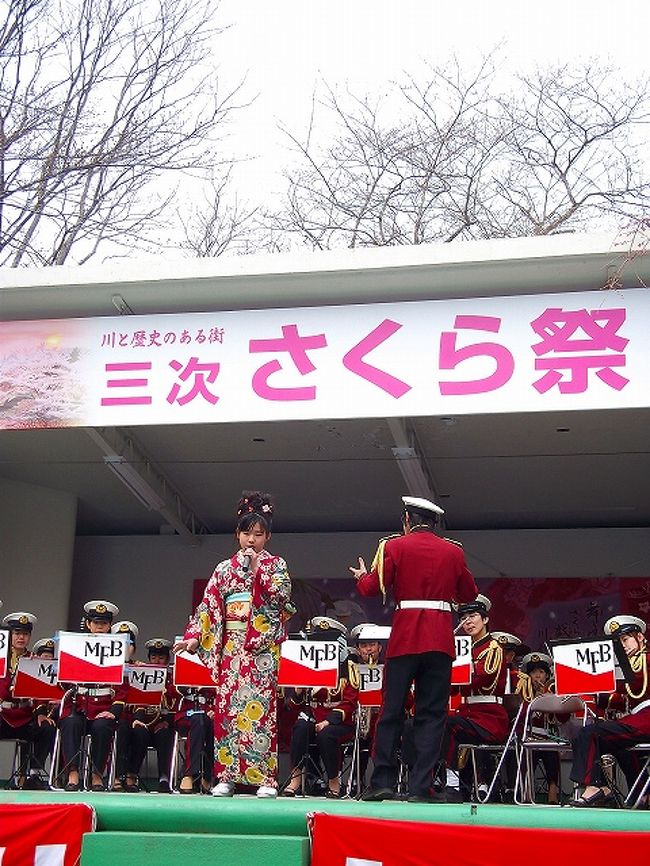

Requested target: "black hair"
[
  {"left": 402, "top": 506, "right": 438, "bottom": 530},
  {"left": 236, "top": 490, "right": 274, "bottom": 534}
]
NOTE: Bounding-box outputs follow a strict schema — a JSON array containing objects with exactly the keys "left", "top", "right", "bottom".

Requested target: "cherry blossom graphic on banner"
[{"left": 0, "top": 288, "right": 647, "bottom": 429}]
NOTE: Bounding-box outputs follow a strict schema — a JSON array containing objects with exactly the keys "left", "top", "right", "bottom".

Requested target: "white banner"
[{"left": 0, "top": 288, "right": 648, "bottom": 429}]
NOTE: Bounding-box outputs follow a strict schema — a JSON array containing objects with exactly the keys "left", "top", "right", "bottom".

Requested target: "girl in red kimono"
[{"left": 175, "top": 491, "right": 291, "bottom": 799}]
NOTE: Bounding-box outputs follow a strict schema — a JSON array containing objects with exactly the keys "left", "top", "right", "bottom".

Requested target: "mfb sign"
[
  {"left": 13, "top": 658, "right": 65, "bottom": 701},
  {"left": 358, "top": 663, "right": 384, "bottom": 707},
  {"left": 57, "top": 632, "right": 127, "bottom": 685},
  {"left": 451, "top": 635, "right": 472, "bottom": 685},
  {"left": 0, "top": 628, "right": 9, "bottom": 679},
  {"left": 277, "top": 640, "right": 339, "bottom": 689},
  {"left": 553, "top": 639, "right": 617, "bottom": 695},
  {"left": 125, "top": 664, "right": 167, "bottom": 706}
]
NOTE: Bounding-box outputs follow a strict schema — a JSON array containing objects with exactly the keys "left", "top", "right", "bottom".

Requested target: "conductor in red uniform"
[{"left": 350, "top": 495, "right": 478, "bottom": 801}]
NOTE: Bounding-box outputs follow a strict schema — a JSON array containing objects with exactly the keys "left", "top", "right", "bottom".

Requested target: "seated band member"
[
  {"left": 110, "top": 620, "right": 140, "bottom": 792},
  {"left": 442, "top": 595, "right": 509, "bottom": 801},
  {"left": 58, "top": 600, "right": 128, "bottom": 791},
  {"left": 492, "top": 632, "right": 523, "bottom": 695},
  {"left": 570, "top": 614, "right": 650, "bottom": 807},
  {"left": 348, "top": 623, "right": 384, "bottom": 790},
  {"left": 282, "top": 617, "right": 358, "bottom": 798},
  {"left": 127, "top": 638, "right": 175, "bottom": 793},
  {"left": 516, "top": 651, "right": 561, "bottom": 805},
  {"left": 0, "top": 612, "right": 56, "bottom": 789},
  {"left": 170, "top": 682, "right": 216, "bottom": 794}
]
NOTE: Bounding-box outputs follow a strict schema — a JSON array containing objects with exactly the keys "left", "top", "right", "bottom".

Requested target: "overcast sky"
[{"left": 213, "top": 0, "right": 650, "bottom": 199}]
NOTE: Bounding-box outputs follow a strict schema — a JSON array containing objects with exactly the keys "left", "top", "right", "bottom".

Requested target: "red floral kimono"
[{"left": 184, "top": 548, "right": 291, "bottom": 788}]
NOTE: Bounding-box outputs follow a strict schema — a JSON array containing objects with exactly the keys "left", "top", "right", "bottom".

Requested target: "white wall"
[
  {"left": 0, "top": 478, "right": 77, "bottom": 642},
  {"left": 70, "top": 527, "right": 650, "bottom": 644}
]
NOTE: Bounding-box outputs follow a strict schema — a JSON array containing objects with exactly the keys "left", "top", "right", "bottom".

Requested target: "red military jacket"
[
  {"left": 607, "top": 649, "right": 650, "bottom": 736},
  {"left": 165, "top": 683, "right": 216, "bottom": 725},
  {"left": 450, "top": 633, "right": 510, "bottom": 741},
  {"left": 60, "top": 677, "right": 129, "bottom": 721},
  {"left": 357, "top": 529, "right": 478, "bottom": 658},
  {"left": 289, "top": 662, "right": 359, "bottom": 727},
  {"left": 0, "top": 651, "right": 33, "bottom": 728}
]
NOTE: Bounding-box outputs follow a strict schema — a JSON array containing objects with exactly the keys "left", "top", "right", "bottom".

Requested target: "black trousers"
[
  {"left": 0, "top": 717, "right": 55, "bottom": 772},
  {"left": 371, "top": 651, "right": 452, "bottom": 796},
  {"left": 442, "top": 714, "right": 497, "bottom": 791},
  {"left": 129, "top": 722, "right": 174, "bottom": 780},
  {"left": 59, "top": 712, "right": 116, "bottom": 776},
  {"left": 114, "top": 718, "right": 131, "bottom": 778},
  {"left": 289, "top": 718, "right": 354, "bottom": 780},
  {"left": 175, "top": 712, "right": 213, "bottom": 779},
  {"left": 570, "top": 719, "right": 646, "bottom": 788}
]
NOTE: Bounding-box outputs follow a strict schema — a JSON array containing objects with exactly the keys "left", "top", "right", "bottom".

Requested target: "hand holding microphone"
[{"left": 242, "top": 547, "right": 257, "bottom": 572}]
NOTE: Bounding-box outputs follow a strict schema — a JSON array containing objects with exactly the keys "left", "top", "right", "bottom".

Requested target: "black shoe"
[
  {"left": 570, "top": 788, "right": 614, "bottom": 808},
  {"left": 361, "top": 787, "right": 395, "bottom": 802},
  {"left": 23, "top": 776, "right": 48, "bottom": 791},
  {"left": 443, "top": 786, "right": 465, "bottom": 803},
  {"left": 407, "top": 790, "right": 446, "bottom": 803},
  {"left": 64, "top": 781, "right": 80, "bottom": 792},
  {"left": 158, "top": 780, "right": 171, "bottom": 794}
]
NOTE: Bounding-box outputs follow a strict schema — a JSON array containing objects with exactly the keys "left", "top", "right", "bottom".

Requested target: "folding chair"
[
  {"left": 49, "top": 689, "right": 118, "bottom": 791},
  {"left": 462, "top": 700, "right": 524, "bottom": 803},
  {"left": 1, "top": 737, "right": 30, "bottom": 789},
  {"left": 344, "top": 709, "right": 372, "bottom": 798},
  {"left": 623, "top": 743, "right": 650, "bottom": 809},
  {"left": 514, "top": 694, "right": 590, "bottom": 805}
]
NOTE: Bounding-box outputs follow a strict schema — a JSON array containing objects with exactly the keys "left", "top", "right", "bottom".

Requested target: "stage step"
[{"left": 81, "top": 830, "right": 309, "bottom": 866}]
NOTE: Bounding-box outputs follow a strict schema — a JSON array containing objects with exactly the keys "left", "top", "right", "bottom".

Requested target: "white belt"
[
  {"left": 631, "top": 699, "right": 650, "bottom": 715},
  {"left": 397, "top": 600, "right": 451, "bottom": 611},
  {"left": 77, "top": 687, "right": 113, "bottom": 697},
  {"left": 465, "top": 696, "right": 503, "bottom": 705}
]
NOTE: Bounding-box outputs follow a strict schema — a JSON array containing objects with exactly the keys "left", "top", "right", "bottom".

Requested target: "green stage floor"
[
  {"left": 2, "top": 791, "right": 649, "bottom": 866},
  {"left": 1, "top": 789, "right": 649, "bottom": 834}
]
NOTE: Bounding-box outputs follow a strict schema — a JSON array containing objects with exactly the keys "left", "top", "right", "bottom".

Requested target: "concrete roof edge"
[{"left": 0, "top": 231, "right": 640, "bottom": 291}]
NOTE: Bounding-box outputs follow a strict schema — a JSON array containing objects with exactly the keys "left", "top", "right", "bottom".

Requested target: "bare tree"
[
  {"left": 0, "top": 0, "right": 245, "bottom": 266},
  {"left": 267, "top": 58, "right": 650, "bottom": 249},
  {"left": 176, "top": 169, "right": 264, "bottom": 257}
]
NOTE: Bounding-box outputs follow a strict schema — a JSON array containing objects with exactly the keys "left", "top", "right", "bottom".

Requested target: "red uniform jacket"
[
  {"left": 607, "top": 649, "right": 650, "bottom": 736},
  {"left": 289, "top": 664, "right": 359, "bottom": 727},
  {"left": 165, "top": 683, "right": 216, "bottom": 726},
  {"left": 357, "top": 529, "right": 478, "bottom": 658},
  {"left": 0, "top": 652, "right": 33, "bottom": 728},
  {"left": 450, "top": 633, "right": 510, "bottom": 741},
  {"left": 59, "top": 677, "right": 129, "bottom": 721}
]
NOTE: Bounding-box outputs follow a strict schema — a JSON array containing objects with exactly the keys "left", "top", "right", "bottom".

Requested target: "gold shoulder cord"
[
  {"left": 626, "top": 651, "right": 648, "bottom": 701},
  {"left": 370, "top": 534, "right": 399, "bottom": 602},
  {"left": 515, "top": 671, "right": 535, "bottom": 703},
  {"left": 348, "top": 661, "right": 360, "bottom": 690},
  {"left": 329, "top": 677, "right": 347, "bottom": 698},
  {"left": 476, "top": 639, "right": 503, "bottom": 694}
]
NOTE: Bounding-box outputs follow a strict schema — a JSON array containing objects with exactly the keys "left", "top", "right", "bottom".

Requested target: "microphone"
[{"left": 242, "top": 554, "right": 251, "bottom": 571}]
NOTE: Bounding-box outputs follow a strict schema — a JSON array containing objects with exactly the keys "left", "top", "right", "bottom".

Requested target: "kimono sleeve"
[{"left": 183, "top": 568, "right": 225, "bottom": 672}]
